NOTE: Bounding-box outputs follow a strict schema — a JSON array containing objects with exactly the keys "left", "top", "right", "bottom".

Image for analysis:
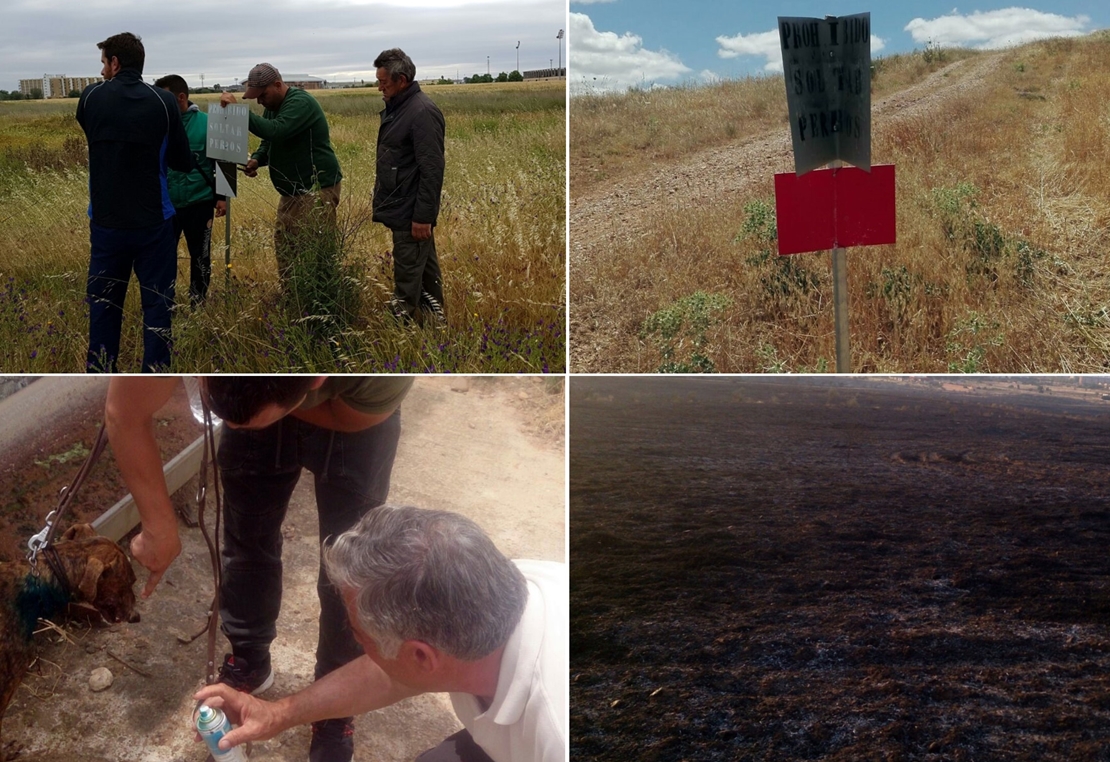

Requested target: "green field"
[{"left": 0, "top": 81, "right": 566, "bottom": 372}]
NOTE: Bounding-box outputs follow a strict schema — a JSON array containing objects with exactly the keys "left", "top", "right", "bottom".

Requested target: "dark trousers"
[
  {"left": 416, "top": 730, "right": 495, "bottom": 762},
  {"left": 87, "top": 218, "right": 176, "bottom": 373},
  {"left": 172, "top": 201, "right": 215, "bottom": 307},
  {"left": 216, "top": 411, "right": 401, "bottom": 683},
  {"left": 391, "top": 228, "right": 445, "bottom": 321}
]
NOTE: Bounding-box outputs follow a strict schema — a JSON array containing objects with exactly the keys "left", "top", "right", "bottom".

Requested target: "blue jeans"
[
  {"left": 87, "top": 218, "right": 177, "bottom": 372},
  {"left": 216, "top": 410, "right": 402, "bottom": 681}
]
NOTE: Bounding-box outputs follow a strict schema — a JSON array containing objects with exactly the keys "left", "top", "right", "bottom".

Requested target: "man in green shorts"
[{"left": 220, "top": 64, "right": 342, "bottom": 280}]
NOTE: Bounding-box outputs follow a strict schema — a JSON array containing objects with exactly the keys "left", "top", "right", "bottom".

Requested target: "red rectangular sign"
[{"left": 774, "top": 164, "right": 896, "bottom": 255}]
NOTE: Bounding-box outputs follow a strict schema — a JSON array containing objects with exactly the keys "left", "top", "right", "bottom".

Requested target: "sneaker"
[
  {"left": 309, "top": 717, "right": 355, "bottom": 762},
  {"left": 216, "top": 654, "right": 274, "bottom": 695}
]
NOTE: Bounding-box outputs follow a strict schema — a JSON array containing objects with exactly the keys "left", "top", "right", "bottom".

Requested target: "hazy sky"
[
  {"left": 1, "top": 0, "right": 567, "bottom": 90},
  {"left": 569, "top": 1, "right": 1109, "bottom": 93}
]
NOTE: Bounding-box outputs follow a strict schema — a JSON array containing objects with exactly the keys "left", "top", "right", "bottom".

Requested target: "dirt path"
[
  {"left": 3, "top": 377, "right": 564, "bottom": 762},
  {"left": 569, "top": 54, "right": 1004, "bottom": 371}
]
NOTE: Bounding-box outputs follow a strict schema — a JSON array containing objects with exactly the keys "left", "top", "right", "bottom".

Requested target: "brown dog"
[{"left": 0, "top": 524, "right": 138, "bottom": 746}]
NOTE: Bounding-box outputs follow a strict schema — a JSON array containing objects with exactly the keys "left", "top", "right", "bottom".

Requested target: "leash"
[
  {"left": 26, "top": 422, "right": 110, "bottom": 574},
  {"left": 176, "top": 385, "right": 224, "bottom": 686},
  {"left": 197, "top": 392, "right": 224, "bottom": 687}
]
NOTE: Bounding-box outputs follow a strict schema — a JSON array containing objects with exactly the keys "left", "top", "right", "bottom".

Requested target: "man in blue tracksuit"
[{"left": 76, "top": 32, "right": 191, "bottom": 372}]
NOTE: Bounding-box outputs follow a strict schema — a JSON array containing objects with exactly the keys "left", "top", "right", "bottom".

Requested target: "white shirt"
[{"left": 450, "top": 560, "right": 567, "bottom": 762}]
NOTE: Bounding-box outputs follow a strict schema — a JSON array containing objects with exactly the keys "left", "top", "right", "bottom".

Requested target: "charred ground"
[{"left": 570, "top": 377, "right": 1110, "bottom": 761}]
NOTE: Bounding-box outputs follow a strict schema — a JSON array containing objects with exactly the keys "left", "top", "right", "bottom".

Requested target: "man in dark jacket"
[
  {"left": 76, "top": 32, "right": 191, "bottom": 372},
  {"left": 155, "top": 74, "right": 226, "bottom": 308},
  {"left": 372, "top": 48, "right": 446, "bottom": 325}
]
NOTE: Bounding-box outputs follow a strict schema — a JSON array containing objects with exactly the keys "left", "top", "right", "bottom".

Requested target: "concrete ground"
[{"left": 4, "top": 376, "right": 565, "bottom": 762}]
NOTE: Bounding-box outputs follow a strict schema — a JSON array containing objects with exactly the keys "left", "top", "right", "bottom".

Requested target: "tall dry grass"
[
  {"left": 0, "top": 82, "right": 565, "bottom": 372},
  {"left": 570, "top": 47, "right": 978, "bottom": 195},
  {"left": 571, "top": 36, "right": 1110, "bottom": 372}
]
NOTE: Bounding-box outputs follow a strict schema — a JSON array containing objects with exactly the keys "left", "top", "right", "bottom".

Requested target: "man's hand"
[
  {"left": 411, "top": 221, "right": 432, "bottom": 241},
  {"left": 243, "top": 158, "right": 259, "bottom": 178},
  {"left": 215, "top": 200, "right": 227, "bottom": 218},
  {"left": 130, "top": 525, "right": 182, "bottom": 599},
  {"left": 219, "top": 92, "right": 238, "bottom": 107},
  {"left": 194, "top": 684, "right": 286, "bottom": 750}
]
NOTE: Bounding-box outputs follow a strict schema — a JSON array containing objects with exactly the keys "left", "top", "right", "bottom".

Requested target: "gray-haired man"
[
  {"left": 195, "top": 505, "right": 566, "bottom": 762},
  {"left": 371, "top": 48, "right": 447, "bottom": 325}
]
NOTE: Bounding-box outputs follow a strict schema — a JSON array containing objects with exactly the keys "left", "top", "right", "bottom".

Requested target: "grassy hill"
[{"left": 570, "top": 35, "right": 1110, "bottom": 373}]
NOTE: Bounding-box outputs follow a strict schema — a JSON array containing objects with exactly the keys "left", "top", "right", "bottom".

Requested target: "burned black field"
[{"left": 570, "top": 378, "right": 1110, "bottom": 761}]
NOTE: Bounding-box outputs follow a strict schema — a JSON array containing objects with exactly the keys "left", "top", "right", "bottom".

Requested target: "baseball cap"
[{"left": 244, "top": 63, "right": 281, "bottom": 98}]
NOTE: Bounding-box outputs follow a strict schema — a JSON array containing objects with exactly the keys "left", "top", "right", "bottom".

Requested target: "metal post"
[
  {"left": 831, "top": 245, "right": 850, "bottom": 373},
  {"left": 829, "top": 160, "right": 850, "bottom": 372},
  {"left": 224, "top": 197, "right": 231, "bottom": 287}
]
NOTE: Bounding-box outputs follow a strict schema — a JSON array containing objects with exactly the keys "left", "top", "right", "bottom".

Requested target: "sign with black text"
[
  {"left": 778, "top": 12, "right": 871, "bottom": 175},
  {"left": 206, "top": 103, "right": 250, "bottom": 164}
]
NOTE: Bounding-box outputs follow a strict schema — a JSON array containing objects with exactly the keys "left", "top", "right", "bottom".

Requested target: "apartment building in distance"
[{"left": 19, "top": 75, "right": 102, "bottom": 99}]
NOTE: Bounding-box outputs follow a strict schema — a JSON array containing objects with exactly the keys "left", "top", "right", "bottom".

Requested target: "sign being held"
[
  {"left": 206, "top": 103, "right": 250, "bottom": 164},
  {"left": 778, "top": 12, "right": 871, "bottom": 175}
]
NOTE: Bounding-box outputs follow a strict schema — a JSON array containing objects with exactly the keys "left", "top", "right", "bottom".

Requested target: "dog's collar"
[{"left": 41, "top": 545, "right": 70, "bottom": 599}]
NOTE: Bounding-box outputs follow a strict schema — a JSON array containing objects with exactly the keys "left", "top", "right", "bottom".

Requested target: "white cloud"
[
  {"left": 569, "top": 12, "right": 691, "bottom": 93},
  {"left": 716, "top": 28, "right": 885, "bottom": 73},
  {"left": 905, "top": 7, "right": 1090, "bottom": 49},
  {"left": 699, "top": 69, "right": 721, "bottom": 84}
]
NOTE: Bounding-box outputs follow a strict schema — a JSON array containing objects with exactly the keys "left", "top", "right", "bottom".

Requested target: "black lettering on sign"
[
  {"left": 829, "top": 20, "right": 839, "bottom": 45},
  {"left": 845, "top": 16, "right": 869, "bottom": 45},
  {"left": 793, "top": 69, "right": 803, "bottom": 95},
  {"left": 782, "top": 20, "right": 821, "bottom": 50},
  {"left": 805, "top": 68, "right": 826, "bottom": 94}
]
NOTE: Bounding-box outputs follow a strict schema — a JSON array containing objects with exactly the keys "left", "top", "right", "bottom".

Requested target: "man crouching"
[{"left": 194, "top": 505, "right": 566, "bottom": 762}]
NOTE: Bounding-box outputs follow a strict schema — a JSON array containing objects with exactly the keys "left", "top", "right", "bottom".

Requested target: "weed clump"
[{"left": 641, "top": 291, "right": 731, "bottom": 373}]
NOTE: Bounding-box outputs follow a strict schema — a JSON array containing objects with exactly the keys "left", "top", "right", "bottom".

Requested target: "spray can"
[{"left": 196, "top": 704, "right": 248, "bottom": 762}]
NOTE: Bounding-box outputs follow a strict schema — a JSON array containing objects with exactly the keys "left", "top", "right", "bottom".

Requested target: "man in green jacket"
[
  {"left": 220, "top": 64, "right": 342, "bottom": 280},
  {"left": 155, "top": 74, "right": 225, "bottom": 307}
]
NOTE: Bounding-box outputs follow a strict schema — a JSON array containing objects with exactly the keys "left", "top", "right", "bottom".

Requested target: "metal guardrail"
[{"left": 92, "top": 425, "right": 222, "bottom": 543}]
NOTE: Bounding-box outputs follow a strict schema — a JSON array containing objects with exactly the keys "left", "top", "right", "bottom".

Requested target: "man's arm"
[
  {"left": 411, "top": 105, "right": 446, "bottom": 232},
  {"left": 195, "top": 655, "right": 419, "bottom": 750},
  {"left": 245, "top": 94, "right": 317, "bottom": 142},
  {"left": 104, "top": 377, "right": 182, "bottom": 598},
  {"left": 164, "top": 96, "right": 193, "bottom": 173}
]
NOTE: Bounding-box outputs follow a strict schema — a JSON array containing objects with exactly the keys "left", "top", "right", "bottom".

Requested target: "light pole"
[
  {"left": 557, "top": 28, "right": 564, "bottom": 72},
  {"left": 487, "top": 56, "right": 490, "bottom": 77},
  {"left": 516, "top": 41, "right": 520, "bottom": 74}
]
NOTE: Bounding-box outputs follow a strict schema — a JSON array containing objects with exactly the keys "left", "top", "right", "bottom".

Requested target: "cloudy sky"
[
  {"left": 570, "top": 1, "right": 1108, "bottom": 93},
  {"left": 1, "top": 0, "right": 566, "bottom": 90}
]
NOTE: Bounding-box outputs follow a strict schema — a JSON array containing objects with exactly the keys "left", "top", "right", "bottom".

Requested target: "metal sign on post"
[
  {"left": 773, "top": 12, "right": 890, "bottom": 374},
  {"left": 205, "top": 103, "right": 250, "bottom": 164},
  {"left": 206, "top": 103, "right": 250, "bottom": 285},
  {"left": 778, "top": 13, "right": 871, "bottom": 176}
]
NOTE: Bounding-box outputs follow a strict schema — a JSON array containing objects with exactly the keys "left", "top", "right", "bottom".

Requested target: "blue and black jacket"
[{"left": 76, "top": 69, "right": 192, "bottom": 229}]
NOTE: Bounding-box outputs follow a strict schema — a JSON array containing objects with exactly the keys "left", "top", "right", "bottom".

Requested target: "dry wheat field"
[{"left": 0, "top": 82, "right": 565, "bottom": 373}]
